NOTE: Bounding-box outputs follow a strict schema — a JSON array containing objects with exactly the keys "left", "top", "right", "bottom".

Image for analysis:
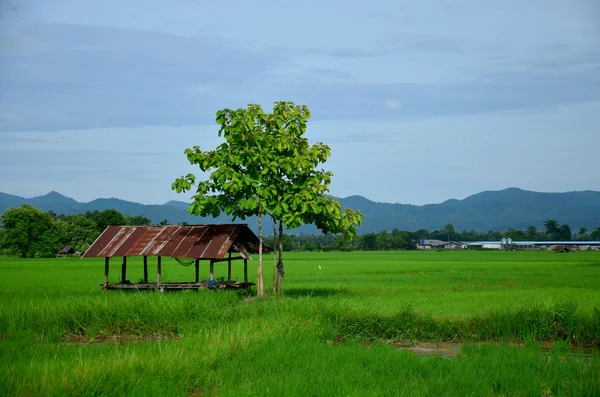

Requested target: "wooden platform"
[{"left": 101, "top": 281, "right": 255, "bottom": 292}]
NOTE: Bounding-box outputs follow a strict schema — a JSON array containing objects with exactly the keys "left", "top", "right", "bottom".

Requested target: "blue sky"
[{"left": 1, "top": 0, "right": 599, "bottom": 205}]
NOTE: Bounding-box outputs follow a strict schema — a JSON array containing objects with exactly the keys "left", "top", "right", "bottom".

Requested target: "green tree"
[
  {"left": 558, "top": 224, "right": 572, "bottom": 241},
  {"left": 443, "top": 224, "right": 455, "bottom": 242},
  {"left": 67, "top": 215, "right": 100, "bottom": 251},
  {"left": 544, "top": 219, "right": 560, "bottom": 240},
  {"left": 257, "top": 102, "right": 362, "bottom": 293},
  {"left": 357, "top": 233, "right": 377, "bottom": 250},
  {"left": 577, "top": 227, "right": 588, "bottom": 241},
  {"left": 505, "top": 228, "right": 527, "bottom": 241},
  {"left": 126, "top": 215, "right": 152, "bottom": 226},
  {"left": 591, "top": 227, "right": 600, "bottom": 241},
  {"left": 1, "top": 204, "right": 56, "bottom": 257},
  {"left": 172, "top": 102, "right": 362, "bottom": 296},
  {"left": 526, "top": 225, "right": 538, "bottom": 240},
  {"left": 172, "top": 104, "right": 279, "bottom": 296},
  {"left": 85, "top": 209, "right": 127, "bottom": 232},
  {"left": 375, "top": 230, "right": 392, "bottom": 250}
]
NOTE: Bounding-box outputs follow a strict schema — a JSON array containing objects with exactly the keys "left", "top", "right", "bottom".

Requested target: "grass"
[{"left": 1, "top": 250, "right": 600, "bottom": 395}]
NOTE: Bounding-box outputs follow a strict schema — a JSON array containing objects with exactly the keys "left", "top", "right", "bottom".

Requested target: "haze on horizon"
[{"left": 1, "top": 0, "right": 599, "bottom": 206}]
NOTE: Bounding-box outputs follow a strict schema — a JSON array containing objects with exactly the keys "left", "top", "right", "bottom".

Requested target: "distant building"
[
  {"left": 442, "top": 242, "right": 466, "bottom": 250},
  {"left": 465, "top": 241, "right": 600, "bottom": 250},
  {"left": 417, "top": 240, "right": 466, "bottom": 250},
  {"left": 417, "top": 239, "right": 446, "bottom": 250},
  {"left": 57, "top": 246, "right": 75, "bottom": 257}
]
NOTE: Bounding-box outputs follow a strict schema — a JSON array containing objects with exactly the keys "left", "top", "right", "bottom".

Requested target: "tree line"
[
  {"left": 0, "top": 204, "right": 154, "bottom": 258},
  {"left": 2, "top": 203, "right": 600, "bottom": 258},
  {"left": 265, "top": 221, "right": 600, "bottom": 252}
]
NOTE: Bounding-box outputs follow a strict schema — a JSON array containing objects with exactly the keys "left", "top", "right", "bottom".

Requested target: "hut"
[
  {"left": 57, "top": 246, "right": 75, "bottom": 257},
  {"left": 82, "top": 224, "right": 272, "bottom": 291}
]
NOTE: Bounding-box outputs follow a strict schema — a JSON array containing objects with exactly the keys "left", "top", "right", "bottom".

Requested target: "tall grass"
[{"left": 1, "top": 251, "right": 600, "bottom": 395}]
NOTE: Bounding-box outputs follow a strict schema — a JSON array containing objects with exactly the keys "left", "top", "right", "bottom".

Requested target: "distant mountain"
[{"left": 1, "top": 188, "right": 599, "bottom": 233}]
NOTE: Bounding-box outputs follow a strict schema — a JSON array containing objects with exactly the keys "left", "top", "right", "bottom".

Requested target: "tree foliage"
[
  {"left": 172, "top": 101, "right": 363, "bottom": 296},
  {"left": 0, "top": 206, "right": 154, "bottom": 257},
  {"left": 1, "top": 204, "right": 57, "bottom": 257}
]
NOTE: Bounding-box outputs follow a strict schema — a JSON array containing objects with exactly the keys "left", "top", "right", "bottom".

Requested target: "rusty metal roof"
[
  {"left": 57, "top": 246, "right": 74, "bottom": 254},
  {"left": 82, "top": 224, "right": 272, "bottom": 259}
]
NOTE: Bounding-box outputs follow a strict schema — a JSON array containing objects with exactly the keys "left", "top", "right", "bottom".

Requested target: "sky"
[{"left": 1, "top": 0, "right": 599, "bottom": 205}]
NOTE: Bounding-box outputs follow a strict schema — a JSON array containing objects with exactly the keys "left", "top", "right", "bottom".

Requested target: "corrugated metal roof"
[
  {"left": 82, "top": 224, "right": 272, "bottom": 259},
  {"left": 57, "top": 246, "right": 74, "bottom": 254}
]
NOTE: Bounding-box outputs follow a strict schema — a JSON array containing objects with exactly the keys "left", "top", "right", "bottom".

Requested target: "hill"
[{"left": 1, "top": 188, "right": 599, "bottom": 233}]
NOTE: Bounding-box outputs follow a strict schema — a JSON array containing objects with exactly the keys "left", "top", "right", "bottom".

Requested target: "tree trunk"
[
  {"left": 257, "top": 210, "right": 264, "bottom": 297},
  {"left": 276, "top": 220, "right": 284, "bottom": 294},
  {"left": 272, "top": 216, "right": 278, "bottom": 294}
]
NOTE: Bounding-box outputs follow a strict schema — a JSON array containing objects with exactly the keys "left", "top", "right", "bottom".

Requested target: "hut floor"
[{"left": 101, "top": 281, "right": 254, "bottom": 291}]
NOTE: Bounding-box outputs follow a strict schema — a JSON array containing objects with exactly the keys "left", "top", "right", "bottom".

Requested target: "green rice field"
[{"left": 1, "top": 250, "right": 600, "bottom": 396}]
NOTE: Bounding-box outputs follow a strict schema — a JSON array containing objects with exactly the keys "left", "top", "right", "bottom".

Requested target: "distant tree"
[
  {"left": 577, "top": 227, "right": 588, "bottom": 241},
  {"left": 526, "top": 225, "right": 538, "bottom": 240},
  {"left": 443, "top": 224, "right": 455, "bottom": 242},
  {"left": 85, "top": 209, "right": 127, "bottom": 232},
  {"left": 375, "top": 230, "right": 392, "bottom": 250},
  {"left": 357, "top": 233, "right": 377, "bottom": 250},
  {"left": 126, "top": 215, "right": 152, "bottom": 226},
  {"left": 414, "top": 229, "right": 429, "bottom": 240},
  {"left": 558, "top": 224, "right": 572, "bottom": 241},
  {"left": 544, "top": 219, "right": 560, "bottom": 240},
  {"left": 591, "top": 228, "right": 600, "bottom": 241},
  {"left": 159, "top": 219, "right": 169, "bottom": 226},
  {"left": 67, "top": 215, "right": 100, "bottom": 251},
  {"left": 1, "top": 204, "right": 56, "bottom": 257},
  {"left": 505, "top": 228, "right": 527, "bottom": 241}
]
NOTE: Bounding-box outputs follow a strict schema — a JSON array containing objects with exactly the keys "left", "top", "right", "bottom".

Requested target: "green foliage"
[
  {"left": 172, "top": 101, "right": 362, "bottom": 239},
  {"left": 85, "top": 209, "right": 127, "bottom": 232},
  {"left": 125, "top": 215, "right": 152, "bottom": 226},
  {"left": 0, "top": 207, "right": 158, "bottom": 257},
  {"left": 1, "top": 205, "right": 56, "bottom": 258},
  {"left": 172, "top": 101, "right": 363, "bottom": 295},
  {"left": 544, "top": 219, "right": 560, "bottom": 240}
]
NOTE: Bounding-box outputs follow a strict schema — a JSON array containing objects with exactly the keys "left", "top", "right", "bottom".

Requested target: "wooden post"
[
  {"left": 244, "top": 258, "right": 248, "bottom": 283},
  {"left": 157, "top": 256, "right": 162, "bottom": 286},
  {"left": 227, "top": 252, "right": 232, "bottom": 281},
  {"left": 143, "top": 256, "right": 148, "bottom": 283},
  {"left": 209, "top": 259, "right": 214, "bottom": 281},
  {"left": 195, "top": 259, "right": 199, "bottom": 283},
  {"left": 121, "top": 256, "right": 127, "bottom": 284},
  {"left": 104, "top": 257, "right": 110, "bottom": 286}
]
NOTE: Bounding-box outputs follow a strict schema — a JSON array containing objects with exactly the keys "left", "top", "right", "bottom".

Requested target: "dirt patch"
[
  {"left": 390, "top": 340, "right": 597, "bottom": 361},
  {"left": 63, "top": 334, "right": 180, "bottom": 345},
  {"left": 392, "top": 341, "right": 462, "bottom": 358}
]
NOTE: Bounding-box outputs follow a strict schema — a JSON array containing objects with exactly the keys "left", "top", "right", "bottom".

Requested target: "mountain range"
[{"left": 1, "top": 188, "right": 599, "bottom": 233}]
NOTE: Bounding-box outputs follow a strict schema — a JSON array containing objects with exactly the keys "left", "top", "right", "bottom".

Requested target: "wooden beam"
[
  {"left": 157, "top": 256, "right": 162, "bottom": 286},
  {"left": 209, "top": 259, "right": 214, "bottom": 281},
  {"left": 143, "top": 256, "right": 148, "bottom": 283},
  {"left": 195, "top": 259, "right": 199, "bottom": 283},
  {"left": 104, "top": 257, "right": 110, "bottom": 286},
  {"left": 227, "top": 252, "right": 232, "bottom": 281},
  {"left": 244, "top": 258, "right": 248, "bottom": 283},
  {"left": 121, "top": 256, "right": 127, "bottom": 284},
  {"left": 211, "top": 257, "right": 245, "bottom": 263}
]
